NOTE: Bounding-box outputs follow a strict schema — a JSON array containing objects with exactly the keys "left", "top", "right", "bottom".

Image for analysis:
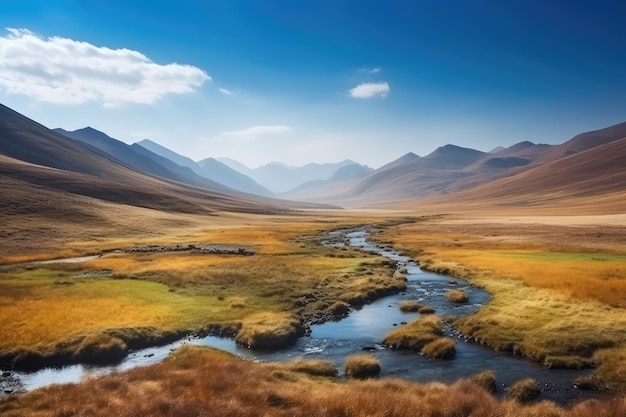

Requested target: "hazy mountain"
[
  {"left": 377, "top": 152, "right": 420, "bottom": 172},
  {"left": 216, "top": 157, "right": 255, "bottom": 177},
  {"left": 290, "top": 123, "right": 626, "bottom": 206},
  {"left": 247, "top": 160, "right": 363, "bottom": 193},
  {"left": 195, "top": 157, "right": 273, "bottom": 196},
  {"left": 488, "top": 145, "right": 506, "bottom": 153},
  {"left": 134, "top": 139, "right": 271, "bottom": 196},
  {"left": 282, "top": 163, "right": 373, "bottom": 195},
  {"left": 135, "top": 139, "right": 198, "bottom": 171}
]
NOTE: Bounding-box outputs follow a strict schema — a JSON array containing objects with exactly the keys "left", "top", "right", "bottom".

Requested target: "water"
[{"left": 5, "top": 229, "right": 595, "bottom": 403}]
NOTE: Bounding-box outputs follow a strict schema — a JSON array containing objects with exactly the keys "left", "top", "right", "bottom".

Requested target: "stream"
[{"left": 3, "top": 229, "right": 596, "bottom": 403}]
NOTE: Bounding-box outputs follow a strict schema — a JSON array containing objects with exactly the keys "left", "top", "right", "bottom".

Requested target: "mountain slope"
[
  {"left": 135, "top": 139, "right": 272, "bottom": 196},
  {"left": 196, "top": 157, "right": 273, "bottom": 196},
  {"left": 0, "top": 103, "right": 286, "bottom": 214},
  {"left": 392, "top": 135, "right": 626, "bottom": 213},
  {"left": 55, "top": 127, "right": 230, "bottom": 191}
]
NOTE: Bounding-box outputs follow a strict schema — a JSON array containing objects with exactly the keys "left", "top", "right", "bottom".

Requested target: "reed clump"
[
  {"left": 399, "top": 300, "right": 422, "bottom": 312},
  {"left": 445, "top": 288, "right": 468, "bottom": 303},
  {"left": 344, "top": 354, "right": 381, "bottom": 379},
  {"left": 383, "top": 315, "right": 456, "bottom": 359},
  {"left": 470, "top": 370, "right": 497, "bottom": 393},
  {"left": 283, "top": 359, "right": 338, "bottom": 377},
  {"left": 507, "top": 378, "right": 541, "bottom": 402}
]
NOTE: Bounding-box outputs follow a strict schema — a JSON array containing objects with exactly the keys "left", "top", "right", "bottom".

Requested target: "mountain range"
[{"left": 1, "top": 102, "right": 624, "bottom": 216}]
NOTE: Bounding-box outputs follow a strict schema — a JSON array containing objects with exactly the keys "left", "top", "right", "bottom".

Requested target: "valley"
[{"left": 0, "top": 103, "right": 625, "bottom": 416}]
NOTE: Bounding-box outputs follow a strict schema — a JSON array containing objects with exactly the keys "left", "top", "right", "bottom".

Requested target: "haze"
[{"left": 2, "top": 1, "right": 626, "bottom": 168}]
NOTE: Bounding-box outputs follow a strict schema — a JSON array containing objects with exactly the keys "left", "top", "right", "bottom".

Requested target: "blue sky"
[{"left": 1, "top": 1, "right": 625, "bottom": 168}]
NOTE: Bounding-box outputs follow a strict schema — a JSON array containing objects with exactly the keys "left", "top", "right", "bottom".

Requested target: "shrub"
[
  {"left": 418, "top": 306, "right": 435, "bottom": 314},
  {"left": 421, "top": 337, "right": 456, "bottom": 360},
  {"left": 284, "top": 359, "right": 338, "bottom": 377},
  {"left": 446, "top": 289, "right": 468, "bottom": 303},
  {"left": 383, "top": 315, "right": 443, "bottom": 350},
  {"left": 344, "top": 354, "right": 381, "bottom": 379},
  {"left": 399, "top": 300, "right": 423, "bottom": 312},
  {"left": 470, "top": 370, "right": 497, "bottom": 393},
  {"left": 507, "top": 378, "right": 540, "bottom": 402}
]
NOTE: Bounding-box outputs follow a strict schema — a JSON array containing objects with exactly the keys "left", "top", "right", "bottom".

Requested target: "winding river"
[{"left": 4, "top": 229, "right": 595, "bottom": 403}]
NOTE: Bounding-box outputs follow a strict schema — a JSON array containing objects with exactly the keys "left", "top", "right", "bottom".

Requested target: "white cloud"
[
  {"left": 348, "top": 82, "right": 390, "bottom": 99},
  {"left": 0, "top": 28, "right": 210, "bottom": 106},
  {"left": 219, "top": 87, "right": 233, "bottom": 95},
  {"left": 359, "top": 67, "right": 381, "bottom": 73},
  {"left": 223, "top": 125, "right": 292, "bottom": 138}
]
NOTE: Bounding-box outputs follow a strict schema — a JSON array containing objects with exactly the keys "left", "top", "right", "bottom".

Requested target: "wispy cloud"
[
  {"left": 219, "top": 87, "right": 232, "bottom": 95},
  {"left": 0, "top": 28, "right": 210, "bottom": 106},
  {"left": 359, "top": 67, "right": 381, "bottom": 74},
  {"left": 223, "top": 125, "right": 292, "bottom": 138},
  {"left": 348, "top": 82, "right": 390, "bottom": 99}
]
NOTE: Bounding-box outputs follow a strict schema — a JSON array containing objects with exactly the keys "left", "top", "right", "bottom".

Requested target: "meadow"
[
  {"left": 1, "top": 209, "right": 625, "bottom": 415},
  {"left": 0, "top": 211, "right": 406, "bottom": 368}
]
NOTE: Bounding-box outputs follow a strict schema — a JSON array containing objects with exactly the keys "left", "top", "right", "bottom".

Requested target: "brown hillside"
[
  {"left": 398, "top": 136, "right": 626, "bottom": 214},
  {"left": 0, "top": 103, "right": 333, "bottom": 214}
]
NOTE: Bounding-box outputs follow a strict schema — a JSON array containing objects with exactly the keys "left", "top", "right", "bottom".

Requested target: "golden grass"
[
  {"left": 383, "top": 315, "right": 445, "bottom": 354},
  {"left": 471, "top": 370, "right": 497, "bottom": 393},
  {"left": 373, "top": 214, "right": 626, "bottom": 390},
  {"left": 507, "top": 378, "right": 541, "bottom": 402},
  {"left": 2, "top": 346, "right": 625, "bottom": 417},
  {"left": 0, "top": 212, "right": 407, "bottom": 364},
  {"left": 420, "top": 337, "right": 456, "bottom": 359},
  {"left": 446, "top": 288, "right": 469, "bottom": 303},
  {"left": 343, "top": 354, "right": 381, "bottom": 379},
  {"left": 282, "top": 358, "right": 338, "bottom": 377},
  {"left": 398, "top": 300, "right": 423, "bottom": 312}
]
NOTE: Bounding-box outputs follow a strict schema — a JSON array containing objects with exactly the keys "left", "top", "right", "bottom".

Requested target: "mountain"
[
  {"left": 248, "top": 160, "right": 363, "bottom": 193},
  {"left": 135, "top": 139, "right": 272, "bottom": 196},
  {"left": 280, "top": 121, "right": 626, "bottom": 209},
  {"left": 216, "top": 157, "right": 255, "bottom": 177},
  {"left": 195, "top": 157, "right": 272, "bottom": 196},
  {"left": 0, "top": 103, "right": 322, "bottom": 217},
  {"left": 282, "top": 163, "right": 373, "bottom": 195},
  {"left": 135, "top": 139, "right": 199, "bottom": 171},
  {"left": 55, "top": 128, "right": 229, "bottom": 192},
  {"left": 407, "top": 135, "right": 626, "bottom": 214},
  {"left": 376, "top": 152, "right": 420, "bottom": 172}
]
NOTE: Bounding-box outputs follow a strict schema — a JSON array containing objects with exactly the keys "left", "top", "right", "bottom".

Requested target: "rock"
[{"left": 2, "top": 371, "right": 11, "bottom": 377}]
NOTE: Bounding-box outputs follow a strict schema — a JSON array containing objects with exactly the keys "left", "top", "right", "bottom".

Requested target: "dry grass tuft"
[
  {"left": 507, "top": 378, "right": 541, "bottom": 402},
  {"left": 383, "top": 315, "right": 443, "bottom": 351},
  {"left": 235, "top": 312, "right": 303, "bottom": 349},
  {"left": 421, "top": 337, "right": 456, "bottom": 359},
  {"left": 470, "top": 370, "right": 497, "bottom": 393},
  {"left": 344, "top": 354, "right": 381, "bottom": 379},
  {"left": 283, "top": 359, "right": 338, "bottom": 377},
  {"left": 418, "top": 306, "right": 435, "bottom": 314},
  {"left": 399, "top": 300, "right": 423, "bottom": 312},
  {"left": 446, "top": 288, "right": 469, "bottom": 303}
]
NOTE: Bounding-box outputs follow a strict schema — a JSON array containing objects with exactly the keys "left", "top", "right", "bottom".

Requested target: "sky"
[{"left": 1, "top": 1, "right": 625, "bottom": 169}]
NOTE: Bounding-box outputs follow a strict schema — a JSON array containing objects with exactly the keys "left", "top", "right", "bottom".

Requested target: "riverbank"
[
  {"left": 2, "top": 346, "right": 625, "bottom": 417},
  {"left": 372, "top": 214, "right": 626, "bottom": 392}
]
